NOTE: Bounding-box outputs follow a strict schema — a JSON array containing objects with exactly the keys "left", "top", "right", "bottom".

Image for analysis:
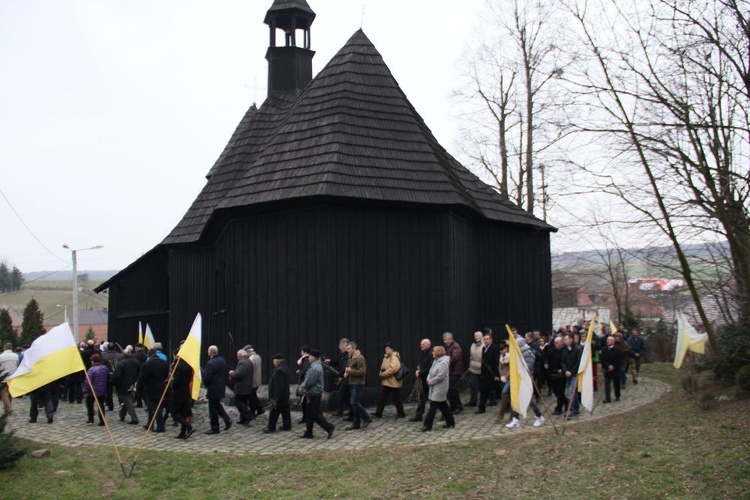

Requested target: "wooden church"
[{"left": 96, "top": 0, "right": 556, "bottom": 387}]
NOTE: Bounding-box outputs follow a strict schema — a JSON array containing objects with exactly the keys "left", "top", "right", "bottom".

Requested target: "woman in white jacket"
[{"left": 421, "top": 346, "right": 455, "bottom": 432}]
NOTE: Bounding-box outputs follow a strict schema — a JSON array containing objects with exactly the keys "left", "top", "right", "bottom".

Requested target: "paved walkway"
[{"left": 6, "top": 378, "right": 669, "bottom": 455}]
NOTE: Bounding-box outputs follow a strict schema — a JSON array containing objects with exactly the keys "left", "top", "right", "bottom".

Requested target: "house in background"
[{"left": 76, "top": 309, "right": 108, "bottom": 344}]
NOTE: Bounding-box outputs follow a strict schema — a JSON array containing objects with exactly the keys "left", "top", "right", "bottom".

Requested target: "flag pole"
[
  {"left": 529, "top": 372, "right": 558, "bottom": 435},
  {"left": 128, "top": 356, "right": 181, "bottom": 477},
  {"left": 82, "top": 368, "right": 127, "bottom": 478},
  {"left": 561, "top": 375, "right": 579, "bottom": 435}
]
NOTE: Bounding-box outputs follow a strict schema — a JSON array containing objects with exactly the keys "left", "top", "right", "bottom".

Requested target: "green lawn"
[{"left": 1, "top": 364, "right": 748, "bottom": 498}]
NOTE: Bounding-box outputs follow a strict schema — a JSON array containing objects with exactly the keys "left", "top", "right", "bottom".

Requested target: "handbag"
[{"left": 395, "top": 362, "right": 410, "bottom": 381}]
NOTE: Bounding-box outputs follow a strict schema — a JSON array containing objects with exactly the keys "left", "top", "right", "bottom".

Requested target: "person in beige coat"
[{"left": 373, "top": 341, "right": 406, "bottom": 418}]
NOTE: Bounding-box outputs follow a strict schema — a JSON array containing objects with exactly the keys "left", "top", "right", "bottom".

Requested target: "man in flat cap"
[
  {"left": 263, "top": 353, "right": 292, "bottom": 433},
  {"left": 297, "top": 349, "right": 335, "bottom": 439}
]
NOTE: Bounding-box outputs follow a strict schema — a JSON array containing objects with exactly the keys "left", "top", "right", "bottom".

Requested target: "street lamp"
[
  {"left": 63, "top": 244, "right": 103, "bottom": 342},
  {"left": 56, "top": 304, "right": 68, "bottom": 325}
]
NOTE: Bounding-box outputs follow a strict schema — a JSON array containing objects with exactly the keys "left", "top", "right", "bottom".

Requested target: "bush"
[
  {"left": 736, "top": 364, "right": 750, "bottom": 397},
  {"left": 714, "top": 321, "right": 750, "bottom": 383}
]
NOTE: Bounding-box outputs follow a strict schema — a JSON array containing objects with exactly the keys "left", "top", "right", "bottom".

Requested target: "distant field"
[
  {"left": 0, "top": 284, "right": 107, "bottom": 325},
  {"left": 21, "top": 280, "right": 106, "bottom": 290}
]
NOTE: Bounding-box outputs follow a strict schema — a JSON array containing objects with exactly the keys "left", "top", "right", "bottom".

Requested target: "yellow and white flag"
[
  {"left": 144, "top": 324, "right": 156, "bottom": 350},
  {"left": 674, "top": 312, "right": 708, "bottom": 369},
  {"left": 594, "top": 316, "right": 604, "bottom": 337},
  {"left": 176, "top": 313, "right": 203, "bottom": 400},
  {"left": 506, "top": 325, "right": 533, "bottom": 418},
  {"left": 7, "top": 322, "right": 85, "bottom": 397},
  {"left": 609, "top": 320, "right": 618, "bottom": 336},
  {"left": 138, "top": 321, "right": 144, "bottom": 346},
  {"left": 577, "top": 313, "right": 597, "bottom": 411}
]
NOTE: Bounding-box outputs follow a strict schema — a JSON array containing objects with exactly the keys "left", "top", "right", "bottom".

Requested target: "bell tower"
[{"left": 264, "top": 0, "right": 316, "bottom": 96}]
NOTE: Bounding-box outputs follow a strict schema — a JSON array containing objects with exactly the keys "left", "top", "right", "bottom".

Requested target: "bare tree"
[
  {"left": 455, "top": 0, "right": 567, "bottom": 217},
  {"left": 562, "top": 0, "right": 750, "bottom": 359}
]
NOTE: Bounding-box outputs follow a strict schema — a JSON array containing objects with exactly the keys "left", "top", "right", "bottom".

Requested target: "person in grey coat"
[
  {"left": 229, "top": 349, "right": 254, "bottom": 425},
  {"left": 421, "top": 346, "right": 455, "bottom": 432}
]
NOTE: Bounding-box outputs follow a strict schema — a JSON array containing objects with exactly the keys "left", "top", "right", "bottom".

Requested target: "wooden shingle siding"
[{"left": 98, "top": 18, "right": 553, "bottom": 393}]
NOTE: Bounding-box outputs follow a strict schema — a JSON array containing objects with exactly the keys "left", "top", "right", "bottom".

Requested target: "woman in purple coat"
[{"left": 83, "top": 353, "right": 109, "bottom": 425}]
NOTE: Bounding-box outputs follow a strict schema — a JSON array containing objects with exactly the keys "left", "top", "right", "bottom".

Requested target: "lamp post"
[
  {"left": 63, "top": 244, "right": 103, "bottom": 342},
  {"left": 56, "top": 304, "right": 68, "bottom": 325}
]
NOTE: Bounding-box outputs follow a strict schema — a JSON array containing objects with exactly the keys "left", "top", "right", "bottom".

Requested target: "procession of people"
[{"left": 2, "top": 322, "right": 645, "bottom": 441}]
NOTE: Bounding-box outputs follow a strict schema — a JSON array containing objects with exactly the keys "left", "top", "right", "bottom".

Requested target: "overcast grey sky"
[{"left": 1, "top": 0, "right": 492, "bottom": 273}]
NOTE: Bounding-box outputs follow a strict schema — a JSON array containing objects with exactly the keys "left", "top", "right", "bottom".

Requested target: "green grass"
[{"left": 2, "top": 364, "right": 748, "bottom": 498}]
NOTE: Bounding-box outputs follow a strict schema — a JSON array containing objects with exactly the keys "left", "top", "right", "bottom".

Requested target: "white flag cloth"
[
  {"left": 577, "top": 314, "right": 597, "bottom": 411},
  {"left": 506, "top": 325, "right": 534, "bottom": 418},
  {"left": 176, "top": 313, "right": 203, "bottom": 400},
  {"left": 674, "top": 312, "right": 708, "bottom": 369},
  {"left": 7, "top": 323, "right": 85, "bottom": 397},
  {"left": 144, "top": 324, "right": 156, "bottom": 350}
]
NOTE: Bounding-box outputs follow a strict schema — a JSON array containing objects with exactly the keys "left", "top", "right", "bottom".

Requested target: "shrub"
[
  {"left": 736, "top": 364, "right": 750, "bottom": 397},
  {"left": 714, "top": 321, "right": 750, "bottom": 383}
]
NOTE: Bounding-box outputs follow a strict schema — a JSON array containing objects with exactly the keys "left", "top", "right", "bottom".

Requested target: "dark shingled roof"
[
  {"left": 264, "top": 0, "right": 315, "bottom": 25},
  {"left": 163, "top": 30, "right": 553, "bottom": 246}
]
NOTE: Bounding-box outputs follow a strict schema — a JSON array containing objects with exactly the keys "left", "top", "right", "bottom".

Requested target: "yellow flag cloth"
[
  {"left": 144, "top": 324, "right": 156, "bottom": 350},
  {"left": 7, "top": 322, "right": 85, "bottom": 397},
  {"left": 577, "top": 312, "right": 597, "bottom": 411},
  {"left": 674, "top": 312, "right": 708, "bottom": 369},
  {"left": 176, "top": 313, "right": 203, "bottom": 400},
  {"left": 506, "top": 325, "right": 533, "bottom": 418}
]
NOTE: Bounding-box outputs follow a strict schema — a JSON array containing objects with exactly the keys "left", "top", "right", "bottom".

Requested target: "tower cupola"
[{"left": 264, "top": 0, "right": 316, "bottom": 96}]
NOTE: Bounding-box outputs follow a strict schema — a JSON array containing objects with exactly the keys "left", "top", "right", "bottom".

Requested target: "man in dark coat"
[
  {"left": 442, "top": 332, "right": 463, "bottom": 414},
  {"left": 545, "top": 336, "right": 567, "bottom": 414},
  {"left": 136, "top": 348, "right": 169, "bottom": 432},
  {"left": 228, "top": 349, "right": 254, "bottom": 425},
  {"left": 111, "top": 347, "right": 141, "bottom": 425},
  {"left": 203, "top": 345, "right": 232, "bottom": 435},
  {"left": 410, "top": 338, "right": 434, "bottom": 422},
  {"left": 477, "top": 333, "right": 500, "bottom": 414},
  {"left": 171, "top": 354, "right": 195, "bottom": 439},
  {"left": 132, "top": 344, "right": 148, "bottom": 408},
  {"left": 561, "top": 333, "right": 582, "bottom": 418},
  {"left": 328, "top": 338, "right": 350, "bottom": 418},
  {"left": 263, "top": 353, "right": 292, "bottom": 433},
  {"left": 102, "top": 342, "right": 121, "bottom": 411},
  {"left": 81, "top": 340, "right": 97, "bottom": 371},
  {"left": 600, "top": 335, "right": 623, "bottom": 403}
]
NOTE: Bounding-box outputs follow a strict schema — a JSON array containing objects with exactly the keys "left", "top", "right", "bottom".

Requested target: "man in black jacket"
[
  {"left": 545, "top": 336, "right": 567, "bottom": 415},
  {"left": 328, "top": 339, "right": 350, "bottom": 418},
  {"left": 112, "top": 347, "right": 141, "bottom": 425},
  {"left": 561, "top": 333, "right": 582, "bottom": 418},
  {"left": 171, "top": 354, "right": 195, "bottom": 439},
  {"left": 204, "top": 345, "right": 232, "bottom": 435},
  {"left": 263, "top": 353, "right": 292, "bottom": 433},
  {"left": 132, "top": 344, "right": 148, "bottom": 408},
  {"left": 477, "top": 334, "right": 500, "bottom": 414},
  {"left": 409, "top": 339, "right": 434, "bottom": 422},
  {"left": 136, "top": 348, "right": 168, "bottom": 432},
  {"left": 229, "top": 349, "right": 254, "bottom": 425},
  {"left": 600, "top": 335, "right": 622, "bottom": 403}
]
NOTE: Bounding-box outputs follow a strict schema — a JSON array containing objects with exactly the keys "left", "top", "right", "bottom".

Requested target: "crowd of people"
[{"left": 0, "top": 322, "right": 646, "bottom": 440}]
